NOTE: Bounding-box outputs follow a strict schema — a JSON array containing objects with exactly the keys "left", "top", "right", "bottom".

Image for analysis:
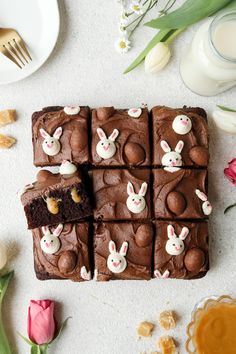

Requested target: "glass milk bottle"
[{"left": 180, "top": 11, "right": 236, "bottom": 96}]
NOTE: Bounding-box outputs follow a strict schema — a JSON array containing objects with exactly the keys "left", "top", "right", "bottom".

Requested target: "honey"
[{"left": 193, "top": 302, "right": 236, "bottom": 354}]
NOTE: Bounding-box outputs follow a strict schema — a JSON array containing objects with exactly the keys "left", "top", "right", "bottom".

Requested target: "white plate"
[{"left": 0, "top": 0, "right": 60, "bottom": 84}]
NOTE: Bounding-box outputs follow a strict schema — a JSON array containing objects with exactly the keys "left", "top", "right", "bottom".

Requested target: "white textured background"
[{"left": 0, "top": 1, "right": 236, "bottom": 353}]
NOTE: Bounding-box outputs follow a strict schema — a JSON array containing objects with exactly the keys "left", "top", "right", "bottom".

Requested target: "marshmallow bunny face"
[
  {"left": 126, "top": 181, "right": 148, "bottom": 214},
  {"left": 161, "top": 140, "right": 184, "bottom": 168},
  {"left": 172, "top": 115, "right": 192, "bottom": 135},
  {"left": 40, "top": 224, "right": 63, "bottom": 255},
  {"left": 195, "top": 189, "right": 212, "bottom": 215},
  {"left": 107, "top": 241, "right": 128, "bottom": 274},
  {"left": 165, "top": 225, "right": 189, "bottom": 256},
  {"left": 96, "top": 128, "right": 119, "bottom": 159},
  {"left": 40, "top": 127, "right": 62, "bottom": 156}
]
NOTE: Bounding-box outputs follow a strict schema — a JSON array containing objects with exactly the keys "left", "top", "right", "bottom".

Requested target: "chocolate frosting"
[
  {"left": 92, "top": 169, "right": 151, "bottom": 220},
  {"left": 91, "top": 107, "right": 150, "bottom": 166},
  {"left": 94, "top": 222, "right": 153, "bottom": 281},
  {"left": 152, "top": 106, "right": 209, "bottom": 166},
  {"left": 154, "top": 221, "right": 209, "bottom": 279},
  {"left": 33, "top": 223, "right": 91, "bottom": 281},
  {"left": 32, "top": 106, "right": 90, "bottom": 167},
  {"left": 153, "top": 169, "right": 208, "bottom": 219}
]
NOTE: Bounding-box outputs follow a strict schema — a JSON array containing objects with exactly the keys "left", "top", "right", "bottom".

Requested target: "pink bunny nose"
[
  {"left": 171, "top": 161, "right": 177, "bottom": 166},
  {"left": 45, "top": 243, "right": 50, "bottom": 248},
  {"left": 103, "top": 145, "right": 109, "bottom": 151},
  {"left": 134, "top": 201, "right": 140, "bottom": 205},
  {"left": 175, "top": 246, "right": 181, "bottom": 251},
  {"left": 47, "top": 143, "right": 53, "bottom": 148},
  {"left": 112, "top": 262, "right": 120, "bottom": 267},
  {"left": 182, "top": 120, "right": 187, "bottom": 125}
]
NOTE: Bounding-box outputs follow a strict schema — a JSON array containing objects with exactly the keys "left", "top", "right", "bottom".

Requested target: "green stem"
[
  {"left": 165, "top": 27, "right": 185, "bottom": 45},
  {"left": 0, "top": 272, "right": 14, "bottom": 354}
]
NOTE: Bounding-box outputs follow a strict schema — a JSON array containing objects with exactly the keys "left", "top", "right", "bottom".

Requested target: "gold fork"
[{"left": 0, "top": 28, "right": 32, "bottom": 69}]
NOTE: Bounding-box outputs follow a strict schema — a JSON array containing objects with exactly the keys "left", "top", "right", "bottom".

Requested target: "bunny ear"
[
  {"left": 53, "top": 127, "right": 62, "bottom": 139},
  {"left": 53, "top": 224, "right": 63, "bottom": 237},
  {"left": 175, "top": 140, "right": 184, "bottom": 153},
  {"left": 42, "top": 226, "right": 50, "bottom": 235},
  {"left": 108, "top": 129, "right": 119, "bottom": 142},
  {"left": 109, "top": 240, "right": 116, "bottom": 253},
  {"left": 97, "top": 128, "right": 107, "bottom": 140},
  {"left": 40, "top": 128, "right": 50, "bottom": 139},
  {"left": 179, "top": 227, "right": 189, "bottom": 240},
  {"left": 120, "top": 241, "right": 128, "bottom": 256},
  {"left": 138, "top": 182, "right": 148, "bottom": 197},
  {"left": 167, "top": 225, "right": 176, "bottom": 239},
  {"left": 127, "top": 181, "right": 135, "bottom": 196},
  {"left": 160, "top": 140, "right": 171, "bottom": 153},
  {"left": 195, "top": 189, "right": 207, "bottom": 201}
]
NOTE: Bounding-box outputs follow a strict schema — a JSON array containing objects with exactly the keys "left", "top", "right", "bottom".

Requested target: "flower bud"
[
  {"left": 0, "top": 241, "right": 7, "bottom": 270},
  {"left": 145, "top": 42, "right": 171, "bottom": 74},
  {"left": 212, "top": 109, "right": 236, "bottom": 134}
]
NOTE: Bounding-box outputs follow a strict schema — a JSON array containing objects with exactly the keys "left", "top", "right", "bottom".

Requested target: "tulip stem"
[{"left": 165, "top": 27, "right": 185, "bottom": 45}]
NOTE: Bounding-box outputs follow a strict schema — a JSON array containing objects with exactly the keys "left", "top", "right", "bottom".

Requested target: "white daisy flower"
[
  {"left": 118, "top": 23, "right": 128, "bottom": 35},
  {"left": 130, "top": 1, "right": 143, "bottom": 15},
  {"left": 115, "top": 37, "right": 131, "bottom": 54},
  {"left": 120, "top": 11, "right": 129, "bottom": 25}
]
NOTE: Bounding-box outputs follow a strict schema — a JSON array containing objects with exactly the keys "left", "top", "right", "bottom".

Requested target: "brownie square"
[
  {"left": 94, "top": 222, "right": 153, "bottom": 281},
  {"left": 153, "top": 221, "right": 209, "bottom": 279},
  {"left": 92, "top": 169, "right": 151, "bottom": 221},
  {"left": 152, "top": 106, "right": 209, "bottom": 167},
  {"left": 153, "top": 169, "right": 211, "bottom": 219},
  {"left": 33, "top": 222, "right": 91, "bottom": 282},
  {"left": 91, "top": 107, "right": 150, "bottom": 167},
  {"left": 21, "top": 168, "right": 92, "bottom": 229},
  {"left": 32, "top": 106, "right": 90, "bottom": 167}
]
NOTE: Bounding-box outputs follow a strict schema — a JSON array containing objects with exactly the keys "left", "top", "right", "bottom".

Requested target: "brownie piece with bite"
[
  {"left": 153, "top": 221, "right": 209, "bottom": 279},
  {"left": 152, "top": 106, "right": 209, "bottom": 167},
  {"left": 94, "top": 222, "right": 153, "bottom": 281},
  {"left": 153, "top": 168, "right": 212, "bottom": 220},
  {"left": 21, "top": 163, "right": 92, "bottom": 229},
  {"left": 91, "top": 106, "right": 150, "bottom": 167},
  {"left": 32, "top": 105, "right": 90, "bottom": 167},
  {"left": 92, "top": 169, "right": 151, "bottom": 221},
  {"left": 33, "top": 222, "right": 91, "bottom": 282}
]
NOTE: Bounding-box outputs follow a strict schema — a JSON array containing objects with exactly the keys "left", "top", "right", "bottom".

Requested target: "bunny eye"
[
  {"left": 180, "top": 118, "right": 183, "bottom": 120},
  {"left": 108, "top": 143, "right": 110, "bottom": 146},
  {"left": 132, "top": 198, "right": 135, "bottom": 201},
  {"left": 51, "top": 140, "right": 54, "bottom": 144},
  {"left": 51, "top": 240, "right": 53, "bottom": 243},
  {"left": 44, "top": 239, "right": 46, "bottom": 242},
  {"left": 172, "top": 243, "right": 175, "bottom": 246},
  {"left": 180, "top": 245, "right": 183, "bottom": 247},
  {"left": 176, "top": 158, "right": 179, "bottom": 161},
  {"left": 119, "top": 260, "right": 122, "bottom": 263},
  {"left": 101, "top": 143, "right": 104, "bottom": 146},
  {"left": 139, "top": 198, "right": 142, "bottom": 202},
  {"left": 169, "top": 159, "right": 172, "bottom": 162}
]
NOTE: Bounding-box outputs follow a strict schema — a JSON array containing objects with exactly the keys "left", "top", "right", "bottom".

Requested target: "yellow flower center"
[
  {"left": 119, "top": 41, "right": 127, "bottom": 49},
  {"left": 133, "top": 5, "right": 140, "bottom": 11}
]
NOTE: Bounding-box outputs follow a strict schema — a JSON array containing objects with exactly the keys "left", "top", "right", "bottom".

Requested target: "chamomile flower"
[
  {"left": 115, "top": 37, "right": 131, "bottom": 54},
  {"left": 130, "top": 1, "right": 143, "bottom": 15},
  {"left": 118, "top": 23, "right": 128, "bottom": 35}
]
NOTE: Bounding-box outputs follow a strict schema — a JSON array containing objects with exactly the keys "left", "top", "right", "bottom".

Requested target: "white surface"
[
  {"left": 0, "top": 0, "right": 59, "bottom": 84},
  {"left": 0, "top": 1, "right": 236, "bottom": 353}
]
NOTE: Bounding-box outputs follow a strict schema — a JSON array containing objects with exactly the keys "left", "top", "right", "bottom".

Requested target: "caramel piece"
[
  {"left": 0, "top": 134, "right": 16, "bottom": 148},
  {"left": 45, "top": 197, "right": 61, "bottom": 214},
  {"left": 158, "top": 336, "right": 176, "bottom": 354},
  {"left": 137, "top": 321, "right": 154, "bottom": 337},
  {"left": 159, "top": 311, "right": 176, "bottom": 330},
  {"left": 0, "top": 110, "right": 16, "bottom": 126},
  {"left": 71, "top": 187, "right": 81, "bottom": 203}
]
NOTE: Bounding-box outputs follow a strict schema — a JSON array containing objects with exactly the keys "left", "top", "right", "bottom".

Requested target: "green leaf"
[
  {"left": 145, "top": 0, "right": 232, "bottom": 29},
  {"left": 51, "top": 317, "right": 71, "bottom": 343},
  {"left": 217, "top": 105, "right": 236, "bottom": 112},
  {"left": 0, "top": 271, "right": 14, "bottom": 303},
  {"left": 18, "top": 332, "right": 35, "bottom": 346},
  {"left": 124, "top": 28, "right": 174, "bottom": 74},
  {"left": 224, "top": 203, "right": 236, "bottom": 214}
]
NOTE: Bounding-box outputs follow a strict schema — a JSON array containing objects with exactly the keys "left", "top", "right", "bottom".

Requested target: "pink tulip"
[
  {"left": 27, "top": 300, "right": 56, "bottom": 345},
  {"left": 224, "top": 158, "right": 236, "bottom": 186}
]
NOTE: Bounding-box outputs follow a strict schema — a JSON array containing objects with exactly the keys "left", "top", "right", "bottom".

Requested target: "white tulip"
[
  {"left": 145, "top": 42, "right": 171, "bottom": 74},
  {"left": 0, "top": 241, "right": 7, "bottom": 270},
  {"left": 212, "top": 109, "right": 236, "bottom": 134}
]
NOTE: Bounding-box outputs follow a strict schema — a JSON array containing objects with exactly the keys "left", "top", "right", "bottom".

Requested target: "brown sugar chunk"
[{"left": 137, "top": 321, "right": 155, "bottom": 337}]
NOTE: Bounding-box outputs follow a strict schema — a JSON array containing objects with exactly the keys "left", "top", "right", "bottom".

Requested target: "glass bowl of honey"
[{"left": 186, "top": 295, "right": 236, "bottom": 354}]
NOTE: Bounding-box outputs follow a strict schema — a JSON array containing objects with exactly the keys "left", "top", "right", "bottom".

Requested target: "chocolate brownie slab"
[
  {"left": 33, "top": 222, "right": 91, "bottom": 282},
  {"left": 153, "top": 221, "right": 209, "bottom": 279},
  {"left": 94, "top": 222, "right": 153, "bottom": 281},
  {"left": 92, "top": 169, "right": 151, "bottom": 221},
  {"left": 32, "top": 105, "right": 90, "bottom": 167},
  {"left": 152, "top": 106, "right": 209, "bottom": 167},
  {"left": 153, "top": 168, "right": 212, "bottom": 219},
  {"left": 21, "top": 163, "right": 92, "bottom": 229},
  {"left": 91, "top": 106, "right": 150, "bottom": 167}
]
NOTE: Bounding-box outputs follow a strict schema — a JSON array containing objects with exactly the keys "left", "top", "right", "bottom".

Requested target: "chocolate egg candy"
[
  {"left": 37, "top": 170, "right": 53, "bottom": 182},
  {"left": 167, "top": 191, "right": 186, "bottom": 215},
  {"left": 135, "top": 224, "right": 153, "bottom": 247},
  {"left": 96, "top": 107, "right": 115, "bottom": 120},
  {"left": 184, "top": 248, "right": 205, "bottom": 272},
  {"left": 189, "top": 146, "right": 209, "bottom": 166},
  {"left": 124, "top": 142, "right": 145, "bottom": 165},
  {"left": 58, "top": 251, "right": 77, "bottom": 273}
]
